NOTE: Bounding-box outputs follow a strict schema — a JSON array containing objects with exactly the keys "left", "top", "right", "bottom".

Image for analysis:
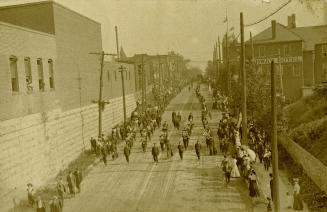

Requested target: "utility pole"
[
  {"left": 271, "top": 60, "right": 280, "bottom": 212},
  {"left": 141, "top": 55, "right": 146, "bottom": 112},
  {"left": 218, "top": 36, "right": 221, "bottom": 86},
  {"left": 115, "top": 26, "right": 127, "bottom": 131},
  {"left": 240, "top": 12, "right": 247, "bottom": 145},
  {"left": 115, "top": 26, "right": 120, "bottom": 59},
  {"left": 158, "top": 55, "right": 162, "bottom": 93},
  {"left": 118, "top": 65, "right": 127, "bottom": 130},
  {"left": 278, "top": 49, "right": 284, "bottom": 97},
  {"left": 225, "top": 32, "right": 230, "bottom": 96},
  {"left": 90, "top": 51, "right": 116, "bottom": 138}
]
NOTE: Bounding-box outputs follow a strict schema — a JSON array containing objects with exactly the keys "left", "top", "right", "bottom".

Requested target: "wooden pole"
[
  {"left": 271, "top": 60, "right": 280, "bottom": 212},
  {"left": 240, "top": 12, "right": 247, "bottom": 145},
  {"left": 119, "top": 65, "right": 127, "bottom": 129},
  {"left": 98, "top": 51, "right": 105, "bottom": 138}
]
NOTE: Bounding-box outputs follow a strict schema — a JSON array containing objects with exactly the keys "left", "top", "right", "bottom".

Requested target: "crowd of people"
[{"left": 206, "top": 79, "right": 304, "bottom": 211}]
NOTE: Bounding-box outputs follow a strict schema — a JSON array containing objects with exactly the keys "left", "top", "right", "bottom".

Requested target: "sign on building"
[{"left": 255, "top": 56, "right": 302, "bottom": 65}]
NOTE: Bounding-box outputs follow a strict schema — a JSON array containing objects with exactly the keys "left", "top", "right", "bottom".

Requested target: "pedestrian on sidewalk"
[
  {"left": 49, "top": 196, "right": 63, "bottom": 212},
  {"left": 248, "top": 170, "right": 260, "bottom": 202},
  {"left": 230, "top": 155, "right": 240, "bottom": 178},
  {"left": 101, "top": 146, "right": 107, "bottom": 166},
  {"left": 124, "top": 143, "right": 131, "bottom": 164},
  {"left": 74, "top": 168, "right": 82, "bottom": 193},
  {"left": 266, "top": 197, "right": 272, "bottom": 212},
  {"left": 66, "top": 171, "right": 75, "bottom": 197},
  {"left": 35, "top": 196, "right": 46, "bottom": 212},
  {"left": 178, "top": 141, "right": 184, "bottom": 160},
  {"left": 152, "top": 143, "right": 159, "bottom": 163},
  {"left": 26, "top": 183, "right": 35, "bottom": 207},
  {"left": 56, "top": 178, "right": 66, "bottom": 205},
  {"left": 293, "top": 178, "right": 304, "bottom": 210},
  {"left": 195, "top": 140, "right": 201, "bottom": 160}
]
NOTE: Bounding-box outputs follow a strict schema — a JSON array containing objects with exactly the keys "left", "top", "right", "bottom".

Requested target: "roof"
[
  {"left": 249, "top": 23, "right": 302, "bottom": 44},
  {"left": 247, "top": 22, "right": 327, "bottom": 51},
  {"left": 289, "top": 25, "right": 327, "bottom": 50}
]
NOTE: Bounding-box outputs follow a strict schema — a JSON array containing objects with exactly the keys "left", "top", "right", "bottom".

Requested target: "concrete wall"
[
  {"left": 0, "top": 22, "right": 58, "bottom": 121},
  {"left": 0, "top": 93, "right": 136, "bottom": 210},
  {"left": 279, "top": 135, "right": 327, "bottom": 194}
]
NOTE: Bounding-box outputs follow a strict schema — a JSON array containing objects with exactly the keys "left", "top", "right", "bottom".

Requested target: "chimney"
[
  {"left": 287, "top": 16, "right": 292, "bottom": 28},
  {"left": 271, "top": 20, "right": 276, "bottom": 39},
  {"left": 291, "top": 14, "right": 296, "bottom": 28}
]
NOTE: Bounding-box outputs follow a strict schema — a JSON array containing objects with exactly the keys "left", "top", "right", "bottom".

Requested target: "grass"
[{"left": 13, "top": 150, "right": 97, "bottom": 212}]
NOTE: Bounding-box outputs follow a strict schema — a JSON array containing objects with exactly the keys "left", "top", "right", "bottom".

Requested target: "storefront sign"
[{"left": 254, "top": 56, "right": 302, "bottom": 65}]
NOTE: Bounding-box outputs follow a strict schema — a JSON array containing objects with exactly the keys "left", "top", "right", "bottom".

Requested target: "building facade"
[
  {"left": 0, "top": 2, "right": 137, "bottom": 209},
  {"left": 245, "top": 14, "right": 327, "bottom": 101}
]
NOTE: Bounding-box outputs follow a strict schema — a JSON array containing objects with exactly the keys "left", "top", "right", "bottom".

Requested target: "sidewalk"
[{"left": 253, "top": 161, "right": 309, "bottom": 211}]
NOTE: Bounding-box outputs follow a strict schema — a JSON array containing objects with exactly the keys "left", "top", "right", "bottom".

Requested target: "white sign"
[{"left": 254, "top": 56, "right": 302, "bottom": 65}]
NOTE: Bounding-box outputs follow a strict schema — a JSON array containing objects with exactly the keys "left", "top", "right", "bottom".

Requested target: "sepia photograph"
[{"left": 0, "top": 0, "right": 326, "bottom": 211}]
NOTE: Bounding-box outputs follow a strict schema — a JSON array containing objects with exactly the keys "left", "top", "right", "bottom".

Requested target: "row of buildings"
[
  {"left": 213, "top": 13, "right": 327, "bottom": 102},
  {"left": 0, "top": 1, "right": 188, "bottom": 210}
]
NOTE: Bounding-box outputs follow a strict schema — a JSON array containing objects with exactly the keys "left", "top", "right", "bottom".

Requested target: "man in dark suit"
[
  {"left": 124, "top": 143, "right": 131, "bottom": 164},
  {"left": 152, "top": 143, "right": 159, "bottom": 163},
  {"left": 178, "top": 142, "right": 184, "bottom": 160},
  {"left": 195, "top": 140, "right": 201, "bottom": 160}
]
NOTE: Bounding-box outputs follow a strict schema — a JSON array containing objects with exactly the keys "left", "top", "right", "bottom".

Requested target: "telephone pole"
[
  {"left": 271, "top": 60, "right": 281, "bottom": 212},
  {"left": 225, "top": 32, "right": 230, "bottom": 96},
  {"left": 115, "top": 26, "right": 127, "bottom": 131},
  {"left": 240, "top": 12, "right": 247, "bottom": 145},
  {"left": 118, "top": 65, "right": 127, "bottom": 130},
  {"left": 90, "top": 51, "right": 116, "bottom": 138}
]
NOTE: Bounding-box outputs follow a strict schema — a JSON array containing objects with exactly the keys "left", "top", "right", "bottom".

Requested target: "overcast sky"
[{"left": 0, "top": 0, "right": 326, "bottom": 69}]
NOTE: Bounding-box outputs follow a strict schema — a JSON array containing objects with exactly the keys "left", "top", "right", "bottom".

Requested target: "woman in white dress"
[{"left": 230, "top": 156, "right": 241, "bottom": 178}]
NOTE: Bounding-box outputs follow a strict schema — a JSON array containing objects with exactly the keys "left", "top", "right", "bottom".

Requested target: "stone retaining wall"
[{"left": 0, "top": 93, "right": 136, "bottom": 210}]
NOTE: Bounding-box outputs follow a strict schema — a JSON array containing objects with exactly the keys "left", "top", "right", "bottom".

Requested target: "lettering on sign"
[{"left": 254, "top": 56, "right": 302, "bottom": 65}]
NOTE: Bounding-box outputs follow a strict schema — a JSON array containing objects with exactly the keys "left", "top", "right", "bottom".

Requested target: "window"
[
  {"left": 114, "top": 71, "right": 117, "bottom": 81},
  {"left": 24, "top": 57, "right": 33, "bottom": 92},
  {"left": 37, "top": 59, "right": 45, "bottom": 91},
  {"left": 48, "top": 59, "right": 55, "bottom": 89},
  {"left": 283, "top": 64, "right": 293, "bottom": 77},
  {"left": 322, "top": 44, "right": 327, "bottom": 57},
  {"left": 259, "top": 46, "right": 266, "bottom": 57},
  {"left": 323, "top": 63, "right": 327, "bottom": 81},
  {"left": 284, "top": 44, "right": 291, "bottom": 56},
  {"left": 107, "top": 71, "right": 110, "bottom": 81},
  {"left": 293, "top": 64, "right": 301, "bottom": 77},
  {"left": 129, "top": 71, "right": 131, "bottom": 80},
  {"left": 10, "top": 56, "right": 19, "bottom": 92}
]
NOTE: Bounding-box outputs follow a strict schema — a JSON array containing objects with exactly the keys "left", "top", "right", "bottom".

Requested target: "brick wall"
[
  {"left": 52, "top": 3, "right": 103, "bottom": 112},
  {"left": 0, "top": 22, "right": 58, "bottom": 121},
  {"left": 0, "top": 93, "right": 136, "bottom": 211}
]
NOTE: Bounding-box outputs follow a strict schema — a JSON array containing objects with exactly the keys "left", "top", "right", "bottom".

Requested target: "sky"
[{"left": 0, "top": 0, "right": 326, "bottom": 69}]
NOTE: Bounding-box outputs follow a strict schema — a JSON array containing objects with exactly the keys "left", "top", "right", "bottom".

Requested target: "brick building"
[
  {"left": 0, "top": 1, "right": 137, "bottom": 209},
  {"left": 245, "top": 14, "right": 327, "bottom": 101}
]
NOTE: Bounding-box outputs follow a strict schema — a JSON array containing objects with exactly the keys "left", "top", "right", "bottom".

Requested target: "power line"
[{"left": 245, "top": 0, "right": 292, "bottom": 27}]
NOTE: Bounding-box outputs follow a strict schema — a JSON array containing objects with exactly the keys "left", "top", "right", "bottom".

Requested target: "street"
[{"left": 64, "top": 85, "right": 255, "bottom": 212}]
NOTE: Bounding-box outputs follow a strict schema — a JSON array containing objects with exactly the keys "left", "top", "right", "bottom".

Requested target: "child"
[{"left": 267, "top": 197, "right": 272, "bottom": 212}]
